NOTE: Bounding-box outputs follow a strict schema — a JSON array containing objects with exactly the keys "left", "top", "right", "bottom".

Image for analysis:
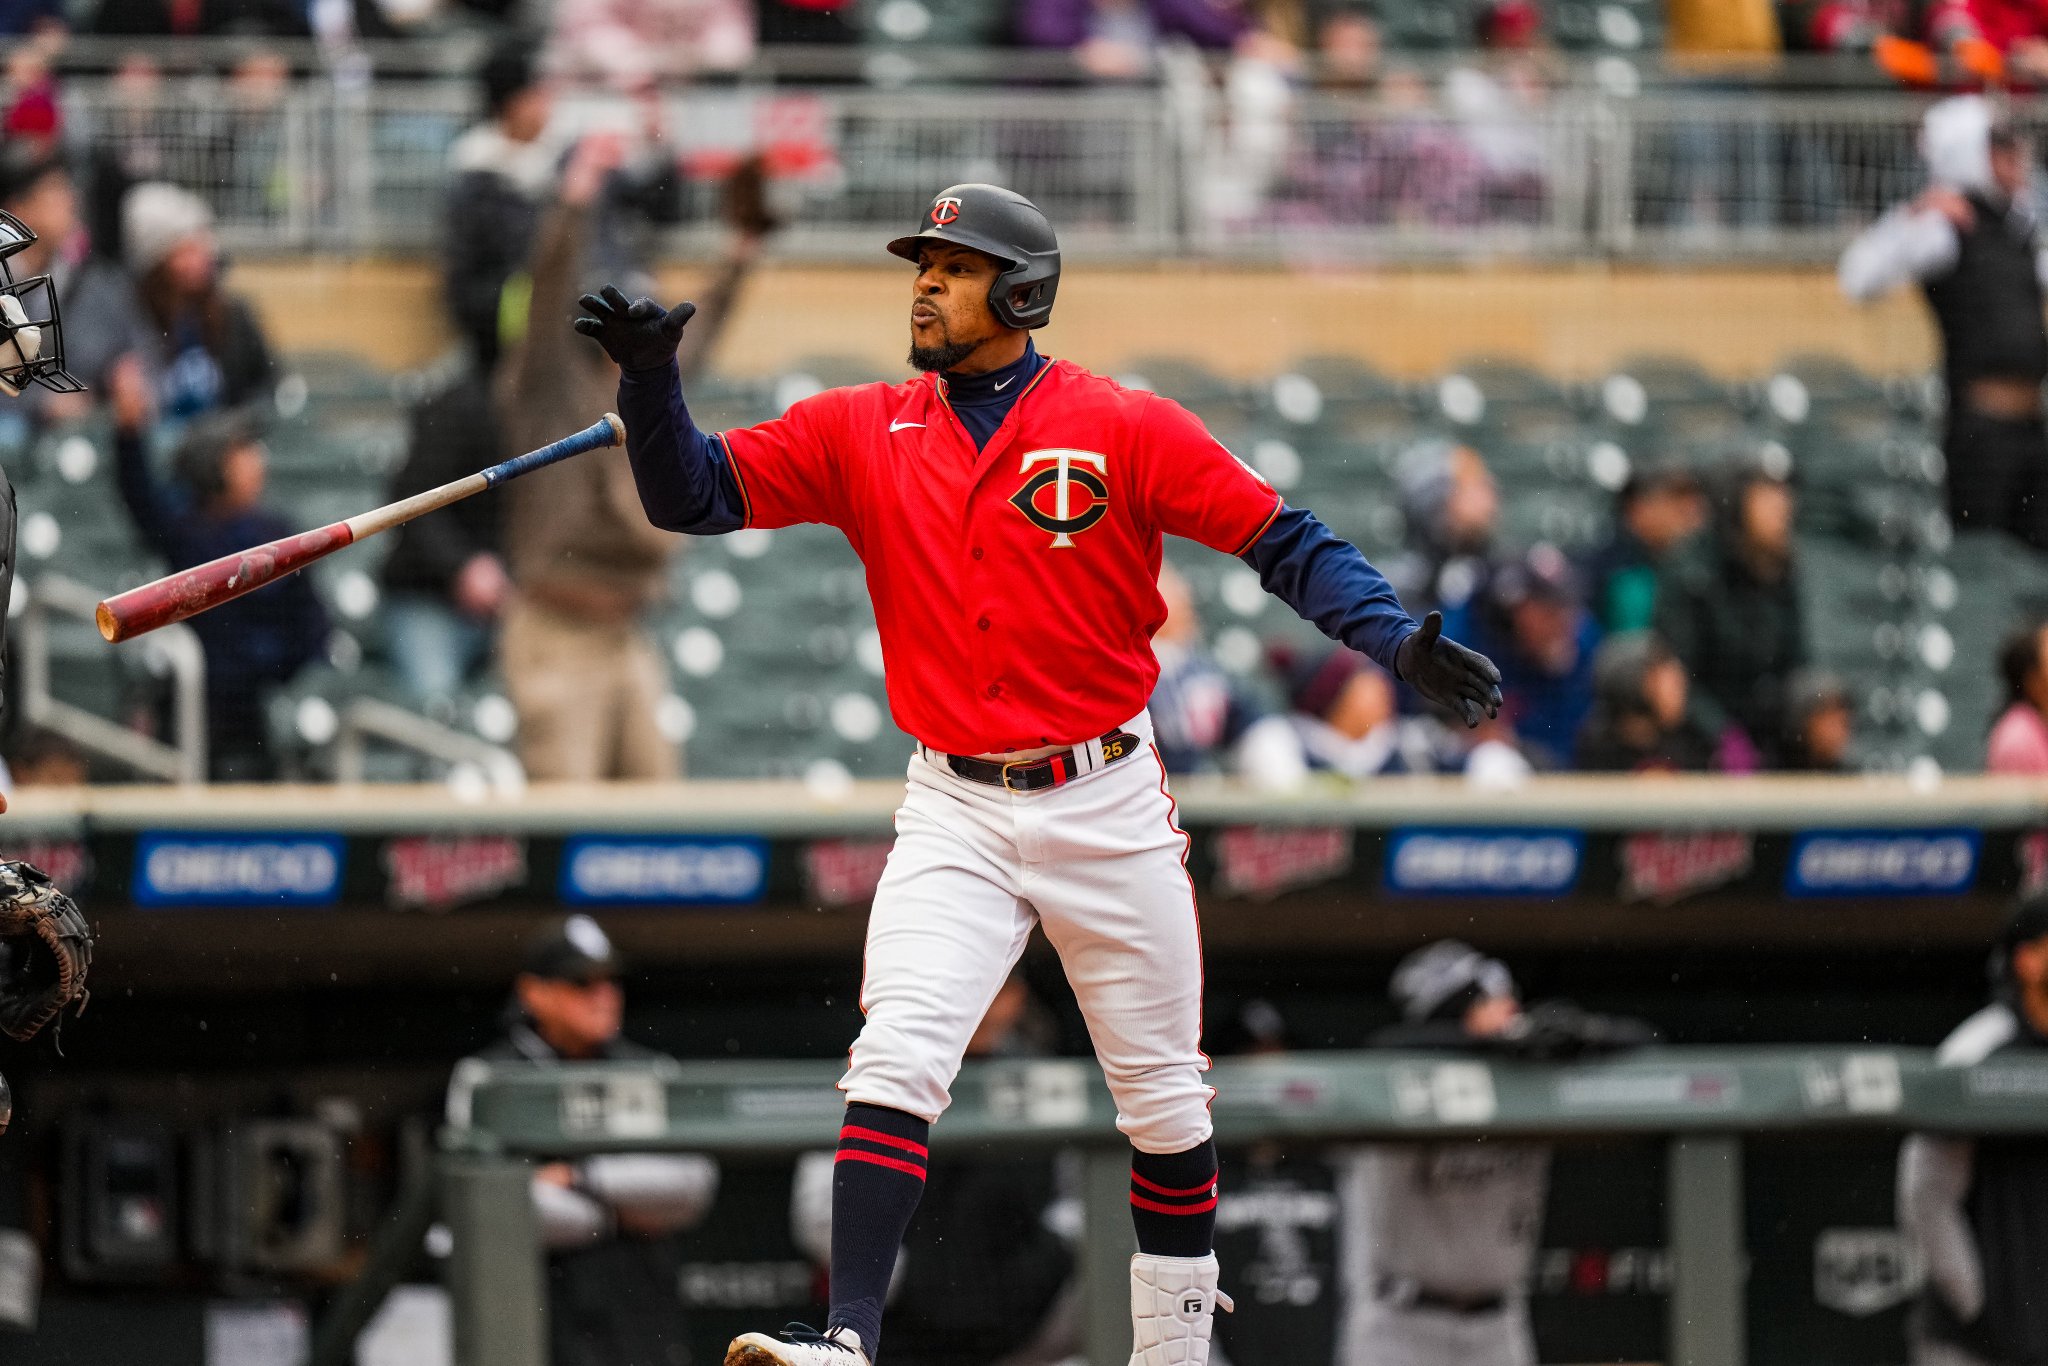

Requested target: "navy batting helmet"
[{"left": 886, "top": 184, "right": 1059, "bottom": 330}]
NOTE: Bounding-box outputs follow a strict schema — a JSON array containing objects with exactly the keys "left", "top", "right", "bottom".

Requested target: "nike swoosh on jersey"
[
  {"left": 994, "top": 377, "right": 1015, "bottom": 391},
  {"left": 890, "top": 420, "right": 926, "bottom": 432}
]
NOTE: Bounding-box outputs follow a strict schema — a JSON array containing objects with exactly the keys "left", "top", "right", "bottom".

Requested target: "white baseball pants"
[{"left": 839, "top": 711, "right": 1215, "bottom": 1154}]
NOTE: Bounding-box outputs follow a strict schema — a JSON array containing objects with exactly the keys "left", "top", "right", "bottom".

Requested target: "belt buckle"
[{"left": 1000, "top": 758, "right": 1032, "bottom": 792}]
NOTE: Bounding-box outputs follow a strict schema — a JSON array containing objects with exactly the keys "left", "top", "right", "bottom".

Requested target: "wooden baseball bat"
[{"left": 96, "top": 413, "right": 627, "bottom": 644}]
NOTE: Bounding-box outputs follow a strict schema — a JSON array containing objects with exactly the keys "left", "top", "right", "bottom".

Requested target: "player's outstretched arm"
[
  {"left": 576, "top": 284, "right": 747, "bottom": 535},
  {"left": 1243, "top": 506, "right": 1502, "bottom": 727}
]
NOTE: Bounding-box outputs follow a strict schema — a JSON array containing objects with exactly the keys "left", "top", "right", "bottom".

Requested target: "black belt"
[
  {"left": 944, "top": 729, "right": 1141, "bottom": 792},
  {"left": 1378, "top": 1278, "right": 1506, "bottom": 1316}
]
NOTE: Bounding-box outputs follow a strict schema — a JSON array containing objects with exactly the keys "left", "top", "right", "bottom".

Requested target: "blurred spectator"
[
  {"left": 109, "top": 361, "right": 327, "bottom": 781},
  {"left": 125, "top": 182, "right": 277, "bottom": 422},
  {"left": 496, "top": 138, "right": 766, "bottom": 781},
  {"left": 1778, "top": 668, "right": 1856, "bottom": 771},
  {"left": 446, "top": 915, "right": 721, "bottom": 1366},
  {"left": 1018, "top": 0, "right": 1250, "bottom": 77},
  {"left": 1925, "top": 0, "right": 2048, "bottom": 82},
  {"left": 1385, "top": 440, "right": 1499, "bottom": 619},
  {"left": 445, "top": 37, "right": 561, "bottom": 373},
  {"left": 551, "top": 0, "right": 755, "bottom": 87},
  {"left": 1841, "top": 97, "right": 2048, "bottom": 549},
  {"left": 1897, "top": 894, "right": 2048, "bottom": 1366},
  {"left": 0, "top": 145, "right": 153, "bottom": 423},
  {"left": 1989, "top": 620, "right": 2048, "bottom": 773},
  {"left": 1442, "top": 2, "right": 1553, "bottom": 225},
  {"left": 1313, "top": 8, "right": 1380, "bottom": 90},
  {"left": 93, "top": 0, "right": 308, "bottom": 36},
  {"left": 497, "top": 136, "right": 680, "bottom": 781},
  {"left": 1654, "top": 461, "right": 1805, "bottom": 770},
  {"left": 1442, "top": 544, "right": 1600, "bottom": 770},
  {"left": 790, "top": 970, "right": 1076, "bottom": 1366},
  {"left": 1574, "top": 632, "right": 1717, "bottom": 773},
  {"left": 1582, "top": 459, "right": 1706, "bottom": 634},
  {"left": 1778, "top": 0, "right": 1911, "bottom": 51},
  {"left": 0, "top": 0, "right": 60, "bottom": 34},
  {"left": 444, "top": 41, "right": 687, "bottom": 373},
  {"left": 1668, "top": 0, "right": 1782, "bottom": 51},
  {"left": 1150, "top": 565, "right": 1305, "bottom": 789},
  {"left": 1275, "top": 642, "right": 1463, "bottom": 777},
  {"left": 1335, "top": 942, "right": 1654, "bottom": 1366},
  {"left": 378, "top": 374, "right": 507, "bottom": 718}
]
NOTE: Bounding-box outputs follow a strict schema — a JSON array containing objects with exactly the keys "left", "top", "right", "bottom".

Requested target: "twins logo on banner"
[
  {"left": 133, "top": 833, "right": 343, "bottom": 907},
  {"left": 1384, "top": 828, "right": 1583, "bottom": 896},
  {"left": 560, "top": 836, "right": 768, "bottom": 905},
  {"left": 1784, "top": 830, "right": 1980, "bottom": 897}
]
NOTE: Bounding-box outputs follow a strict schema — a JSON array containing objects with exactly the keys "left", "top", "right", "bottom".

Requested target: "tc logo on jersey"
[
  {"left": 930, "top": 196, "right": 963, "bottom": 226},
  {"left": 1010, "top": 449, "right": 1109, "bottom": 548}
]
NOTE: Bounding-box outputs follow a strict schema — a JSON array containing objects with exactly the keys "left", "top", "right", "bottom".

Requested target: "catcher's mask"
[{"left": 0, "top": 209, "right": 83, "bottom": 398}]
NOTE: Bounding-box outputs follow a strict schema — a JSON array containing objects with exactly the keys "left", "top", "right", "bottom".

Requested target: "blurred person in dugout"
[
  {"left": 1898, "top": 894, "right": 2048, "bottom": 1366},
  {"left": 1335, "top": 942, "right": 1655, "bottom": 1366},
  {"left": 788, "top": 968, "right": 1078, "bottom": 1366},
  {"left": 446, "top": 915, "right": 721, "bottom": 1366},
  {"left": 1842, "top": 96, "right": 2048, "bottom": 549},
  {"left": 494, "top": 132, "right": 769, "bottom": 778}
]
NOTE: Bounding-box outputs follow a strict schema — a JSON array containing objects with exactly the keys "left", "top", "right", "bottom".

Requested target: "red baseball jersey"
[{"left": 719, "top": 359, "right": 1283, "bottom": 756}]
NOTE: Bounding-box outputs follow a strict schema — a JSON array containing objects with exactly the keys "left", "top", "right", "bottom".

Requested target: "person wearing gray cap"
[
  {"left": 445, "top": 915, "right": 720, "bottom": 1366},
  {"left": 1332, "top": 942, "right": 1654, "bottom": 1366}
]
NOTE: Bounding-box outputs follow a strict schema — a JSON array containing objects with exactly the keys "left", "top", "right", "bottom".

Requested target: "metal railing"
[
  {"left": 18, "top": 573, "right": 206, "bottom": 784},
  {"left": 53, "top": 78, "right": 2001, "bottom": 263},
  {"left": 372, "top": 1047, "right": 2048, "bottom": 1366},
  {"left": 332, "top": 694, "right": 524, "bottom": 793}
]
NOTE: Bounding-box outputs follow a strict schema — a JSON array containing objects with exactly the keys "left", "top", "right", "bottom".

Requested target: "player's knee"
[
  {"left": 1105, "top": 1066, "right": 1214, "bottom": 1153},
  {"left": 842, "top": 1025, "right": 958, "bottom": 1122}
]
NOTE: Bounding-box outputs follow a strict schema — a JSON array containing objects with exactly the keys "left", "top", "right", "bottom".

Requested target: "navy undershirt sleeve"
[
  {"left": 1241, "top": 505, "right": 1420, "bottom": 673},
  {"left": 616, "top": 358, "right": 747, "bottom": 535}
]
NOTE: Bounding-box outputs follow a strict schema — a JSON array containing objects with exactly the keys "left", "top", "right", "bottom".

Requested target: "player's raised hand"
[
  {"left": 574, "top": 284, "right": 697, "bottom": 374},
  {"left": 1395, "top": 611, "right": 1504, "bottom": 729}
]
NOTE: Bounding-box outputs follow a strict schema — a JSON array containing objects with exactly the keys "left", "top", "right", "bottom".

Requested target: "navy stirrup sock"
[
  {"left": 1130, "top": 1139, "right": 1219, "bottom": 1258},
  {"left": 826, "top": 1102, "right": 931, "bottom": 1357}
]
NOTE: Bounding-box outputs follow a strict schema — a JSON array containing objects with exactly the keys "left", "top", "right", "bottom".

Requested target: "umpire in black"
[
  {"left": 446, "top": 916, "right": 719, "bottom": 1366},
  {"left": 1898, "top": 895, "right": 2048, "bottom": 1366}
]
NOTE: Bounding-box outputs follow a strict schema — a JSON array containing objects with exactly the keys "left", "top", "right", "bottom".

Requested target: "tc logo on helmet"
[{"left": 930, "top": 196, "right": 963, "bottom": 226}]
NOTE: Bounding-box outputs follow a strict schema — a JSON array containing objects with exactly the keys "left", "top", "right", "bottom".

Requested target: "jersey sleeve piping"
[
  {"left": 717, "top": 431, "right": 757, "bottom": 527},
  {"left": 1229, "top": 492, "right": 1286, "bottom": 558}
]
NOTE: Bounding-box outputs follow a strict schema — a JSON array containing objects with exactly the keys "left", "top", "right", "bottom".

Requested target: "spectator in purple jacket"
[{"left": 1017, "top": 0, "right": 1250, "bottom": 77}]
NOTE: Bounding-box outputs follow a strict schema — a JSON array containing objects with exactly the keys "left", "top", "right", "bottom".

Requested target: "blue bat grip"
[{"left": 480, "top": 414, "right": 625, "bottom": 487}]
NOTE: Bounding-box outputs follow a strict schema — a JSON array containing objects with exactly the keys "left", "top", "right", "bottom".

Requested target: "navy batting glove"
[
  {"left": 1394, "top": 611, "right": 1504, "bottom": 729},
  {"left": 574, "top": 284, "right": 697, "bottom": 374}
]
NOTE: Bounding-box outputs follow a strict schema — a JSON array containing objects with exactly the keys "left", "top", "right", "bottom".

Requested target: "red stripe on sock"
[
  {"left": 841, "top": 1125, "right": 930, "bottom": 1158},
  {"left": 835, "top": 1149, "right": 930, "bottom": 1179},
  {"left": 1131, "top": 1171, "right": 1217, "bottom": 1199},
  {"left": 1130, "top": 1192, "right": 1219, "bottom": 1216}
]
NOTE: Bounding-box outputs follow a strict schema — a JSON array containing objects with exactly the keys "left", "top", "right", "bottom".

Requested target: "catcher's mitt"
[{"left": 0, "top": 860, "right": 90, "bottom": 1043}]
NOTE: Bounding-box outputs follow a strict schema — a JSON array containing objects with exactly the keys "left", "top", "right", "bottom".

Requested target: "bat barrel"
[
  {"left": 96, "top": 523, "right": 355, "bottom": 643},
  {"left": 97, "top": 414, "right": 624, "bottom": 645}
]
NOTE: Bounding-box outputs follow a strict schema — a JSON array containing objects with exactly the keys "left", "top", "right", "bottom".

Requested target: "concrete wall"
[{"left": 240, "top": 259, "right": 1936, "bottom": 380}]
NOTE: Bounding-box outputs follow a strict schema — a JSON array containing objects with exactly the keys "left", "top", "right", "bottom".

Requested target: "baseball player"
[
  {"left": 574, "top": 183, "right": 1503, "bottom": 1366},
  {"left": 0, "top": 206, "right": 95, "bottom": 1135}
]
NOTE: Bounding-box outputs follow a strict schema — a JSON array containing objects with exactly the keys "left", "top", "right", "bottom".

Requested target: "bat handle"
[{"left": 481, "top": 413, "right": 626, "bottom": 487}]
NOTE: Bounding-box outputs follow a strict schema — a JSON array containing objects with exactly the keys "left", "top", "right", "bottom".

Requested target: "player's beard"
[{"left": 907, "top": 338, "right": 981, "bottom": 374}]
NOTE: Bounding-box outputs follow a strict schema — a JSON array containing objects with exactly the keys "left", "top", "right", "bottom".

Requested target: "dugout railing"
[{"left": 323, "top": 1046, "right": 2048, "bottom": 1366}]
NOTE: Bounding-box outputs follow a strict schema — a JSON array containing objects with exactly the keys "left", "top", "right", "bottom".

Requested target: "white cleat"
[
  {"left": 724, "top": 1324, "right": 870, "bottom": 1366},
  {"left": 1129, "top": 1252, "right": 1234, "bottom": 1366}
]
